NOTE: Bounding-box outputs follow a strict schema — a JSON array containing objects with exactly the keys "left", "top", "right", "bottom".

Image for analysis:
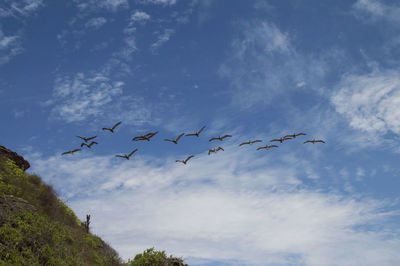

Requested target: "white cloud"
[
  {"left": 28, "top": 147, "right": 400, "bottom": 265},
  {"left": 46, "top": 72, "right": 152, "bottom": 125},
  {"left": 331, "top": 69, "right": 400, "bottom": 136},
  {"left": 0, "top": 28, "right": 22, "bottom": 65},
  {"left": 73, "top": 0, "right": 128, "bottom": 12},
  {"left": 136, "top": 0, "right": 177, "bottom": 6},
  {"left": 0, "top": 0, "right": 43, "bottom": 18},
  {"left": 354, "top": 0, "right": 400, "bottom": 24},
  {"left": 130, "top": 11, "right": 150, "bottom": 23},
  {"left": 219, "top": 20, "right": 330, "bottom": 109},
  {"left": 85, "top": 17, "right": 107, "bottom": 30},
  {"left": 151, "top": 29, "right": 174, "bottom": 52}
]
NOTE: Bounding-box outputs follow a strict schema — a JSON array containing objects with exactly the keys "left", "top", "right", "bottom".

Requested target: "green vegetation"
[{"left": 0, "top": 158, "right": 187, "bottom": 265}]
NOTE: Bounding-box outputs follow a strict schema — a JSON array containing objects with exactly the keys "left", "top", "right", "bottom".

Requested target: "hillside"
[{"left": 0, "top": 146, "right": 187, "bottom": 266}]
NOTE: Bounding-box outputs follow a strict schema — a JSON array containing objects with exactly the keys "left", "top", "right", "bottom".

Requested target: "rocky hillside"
[{"left": 0, "top": 145, "right": 187, "bottom": 266}]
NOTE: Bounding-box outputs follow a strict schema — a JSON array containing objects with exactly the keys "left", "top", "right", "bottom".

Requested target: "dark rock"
[{"left": 0, "top": 145, "right": 30, "bottom": 171}]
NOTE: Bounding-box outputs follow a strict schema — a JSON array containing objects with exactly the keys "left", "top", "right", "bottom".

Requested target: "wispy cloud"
[
  {"left": 0, "top": 28, "right": 22, "bottom": 65},
  {"left": 130, "top": 10, "right": 150, "bottom": 23},
  {"left": 28, "top": 147, "right": 400, "bottom": 265},
  {"left": 354, "top": 0, "right": 400, "bottom": 24},
  {"left": 73, "top": 0, "right": 128, "bottom": 12},
  {"left": 219, "top": 20, "right": 331, "bottom": 109},
  {"left": 45, "top": 71, "right": 152, "bottom": 125},
  {"left": 151, "top": 28, "right": 174, "bottom": 52},
  {"left": 136, "top": 0, "right": 177, "bottom": 6},
  {"left": 331, "top": 69, "right": 400, "bottom": 136},
  {"left": 84, "top": 17, "right": 107, "bottom": 30},
  {"left": 0, "top": 0, "right": 43, "bottom": 18}
]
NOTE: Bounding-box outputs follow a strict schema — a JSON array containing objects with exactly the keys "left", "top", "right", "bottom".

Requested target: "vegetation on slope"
[{"left": 0, "top": 155, "right": 188, "bottom": 265}]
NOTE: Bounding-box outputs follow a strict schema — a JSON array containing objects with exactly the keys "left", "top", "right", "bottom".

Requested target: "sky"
[{"left": 1, "top": 0, "right": 400, "bottom": 265}]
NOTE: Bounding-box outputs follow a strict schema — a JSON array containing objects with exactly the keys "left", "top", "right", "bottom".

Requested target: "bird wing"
[
  {"left": 90, "top": 141, "right": 98, "bottom": 145},
  {"left": 208, "top": 149, "right": 213, "bottom": 155},
  {"left": 283, "top": 137, "right": 292, "bottom": 140},
  {"left": 176, "top": 160, "right": 183, "bottom": 163},
  {"left": 115, "top": 155, "right": 125, "bottom": 158},
  {"left": 283, "top": 135, "right": 294, "bottom": 139},
  {"left": 197, "top": 126, "right": 206, "bottom": 134},
  {"left": 239, "top": 142, "right": 249, "bottom": 146},
  {"left": 252, "top": 140, "right": 262, "bottom": 144},
  {"left": 164, "top": 139, "right": 173, "bottom": 142},
  {"left": 256, "top": 146, "right": 265, "bottom": 150},
  {"left": 175, "top": 133, "right": 185, "bottom": 142},
  {"left": 76, "top": 136, "right": 85, "bottom": 140},
  {"left": 87, "top": 136, "right": 97, "bottom": 141},
  {"left": 270, "top": 139, "right": 280, "bottom": 142},
  {"left": 111, "top": 121, "right": 122, "bottom": 130},
  {"left": 128, "top": 149, "right": 138, "bottom": 157},
  {"left": 269, "top": 145, "right": 278, "bottom": 148},
  {"left": 72, "top": 149, "right": 81, "bottom": 153},
  {"left": 316, "top": 140, "right": 325, "bottom": 143},
  {"left": 221, "top": 134, "right": 232, "bottom": 139},
  {"left": 185, "top": 133, "right": 196, "bottom": 136},
  {"left": 102, "top": 128, "right": 111, "bottom": 131},
  {"left": 61, "top": 151, "right": 71, "bottom": 155},
  {"left": 209, "top": 137, "right": 218, "bottom": 142},
  {"left": 80, "top": 143, "right": 87, "bottom": 147},
  {"left": 303, "top": 140, "right": 312, "bottom": 144},
  {"left": 217, "top": 147, "right": 224, "bottom": 151},
  {"left": 185, "top": 155, "right": 194, "bottom": 162},
  {"left": 295, "top": 133, "right": 306, "bottom": 136}
]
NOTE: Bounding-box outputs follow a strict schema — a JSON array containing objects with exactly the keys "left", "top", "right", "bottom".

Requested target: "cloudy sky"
[{"left": 1, "top": 0, "right": 400, "bottom": 265}]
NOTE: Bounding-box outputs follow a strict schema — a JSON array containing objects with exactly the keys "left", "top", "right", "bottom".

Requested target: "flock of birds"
[{"left": 61, "top": 121, "right": 326, "bottom": 165}]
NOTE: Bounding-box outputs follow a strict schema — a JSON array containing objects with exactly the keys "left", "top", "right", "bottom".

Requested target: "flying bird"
[
  {"left": 102, "top": 121, "right": 122, "bottom": 133},
  {"left": 76, "top": 135, "right": 97, "bottom": 142},
  {"left": 304, "top": 139, "right": 326, "bottom": 144},
  {"left": 61, "top": 149, "right": 81, "bottom": 156},
  {"left": 115, "top": 149, "right": 138, "bottom": 160},
  {"left": 80, "top": 141, "right": 98, "bottom": 148},
  {"left": 270, "top": 137, "right": 292, "bottom": 143},
  {"left": 284, "top": 133, "right": 306, "bottom": 139},
  {"left": 239, "top": 140, "right": 262, "bottom": 146},
  {"left": 209, "top": 135, "right": 232, "bottom": 142},
  {"left": 132, "top": 131, "right": 158, "bottom": 141},
  {"left": 176, "top": 155, "right": 194, "bottom": 165},
  {"left": 164, "top": 133, "right": 185, "bottom": 144},
  {"left": 257, "top": 145, "right": 278, "bottom": 150},
  {"left": 186, "top": 126, "right": 206, "bottom": 137},
  {"left": 208, "top": 146, "right": 224, "bottom": 155}
]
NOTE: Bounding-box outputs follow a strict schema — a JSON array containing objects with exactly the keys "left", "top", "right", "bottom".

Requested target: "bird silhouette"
[
  {"left": 239, "top": 140, "right": 262, "bottom": 146},
  {"left": 284, "top": 133, "right": 306, "bottom": 139},
  {"left": 209, "top": 135, "right": 232, "bottom": 142},
  {"left": 270, "top": 137, "right": 292, "bottom": 143},
  {"left": 115, "top": 149, "right": 138, "bottom": 160},
  {"left": 80, "top": 141, "right": 98, "bottom": 148},
  {"left": 208, "top": 146, "right": 224, "bottom": 155},
  {"left": 304, "top": 139, "right": 325, "bottom": 144},
  {"left": 132, "top": 131, "right": 158, "bottom": 141},
  {"left": 102, "top": 121, "right": 122, "bottom": 133},
  {"left": 164, "top": 133, "right": 185, "bottom": 144},
  {"left": 176, "top": 155, "right": 194, "bottom": 164},
  {"left": 186, "top": 126, "right": 206, "bottom": 137},
  {"left": 257, "top": 145, "right": 278, "bottom": 150},
  {"left": 76, "top": 135, "right": 97, "bottom": 142},
  {"left": 61, "top": 149, "right": 81, "bottom": 156}
]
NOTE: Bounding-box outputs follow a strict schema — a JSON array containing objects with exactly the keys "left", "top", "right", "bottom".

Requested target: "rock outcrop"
[{"left": 0, "top": 145, "right": 30, "bottom": 171}]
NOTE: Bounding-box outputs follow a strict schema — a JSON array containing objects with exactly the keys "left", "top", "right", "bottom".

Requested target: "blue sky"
[{"left": 1, "top": 0, "right": 400, "bottom": 265}]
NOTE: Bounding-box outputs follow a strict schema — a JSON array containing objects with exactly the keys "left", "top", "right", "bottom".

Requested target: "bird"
[
  {"left": 208, "top": 146, "right": 224, "bottom": 155},
  {"left": 102, "top": 121, "right": 122, "bottom": 133},
  {"left": 80, "top": 141, "right": 98, "bottom": 148},
  {"left": 76, "top": 135, "right": 97, "bottom": 142},
  {"left": 132, "top": 131, "right": 158, "bottom": 141},
  {"left": 209, "top": 135, "right": 232, "bottom": 142},
  {"left": 61, "top": 149, "right": 81, "bottom": 156},
  {"left": 115, "top": 149, "right": 138, "bottom": 160},
  {"left": 176, "top": 155, "right": 194, "bottom": 164},
  {"left": 270, "top": 137, "right": 292, "bottom": 143},
  {"left": 239, "top": 140, "right": 262, "bottom": 146},
  {"left": 284, "top": 133, "right": 306, "bottom": 139},
  {"left": 186, "top": 126, "right": 206, "bottom": 137},
  {"left": 257, "top": 145, "right": 278, "bottom": 150},
  {"left": 164, "top": 133, "right": 185, "bottom": 144},
  {"left": 304, "top": 139, "right": 325, "bottom": 144}
]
